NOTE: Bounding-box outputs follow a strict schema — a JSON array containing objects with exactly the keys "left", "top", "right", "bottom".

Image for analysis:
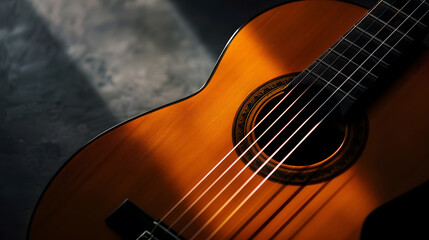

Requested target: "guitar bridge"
[{"left": 105, "top": 199, "right": 183, "bottom": 240}]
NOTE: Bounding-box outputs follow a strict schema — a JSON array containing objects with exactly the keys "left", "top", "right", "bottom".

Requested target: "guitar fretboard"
[{"left": 299, "top": 0, "right": 428, "bottom": 105}]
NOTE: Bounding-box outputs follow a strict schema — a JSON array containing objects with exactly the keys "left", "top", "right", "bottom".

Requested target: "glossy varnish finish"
[{"left": 29, "top": 1, "right": 429, "bottom": 239}]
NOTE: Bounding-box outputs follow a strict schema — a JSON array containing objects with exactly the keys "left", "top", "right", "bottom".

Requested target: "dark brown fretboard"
[{"left": 297, "top": 0, "right": 428, "bottom": 106}]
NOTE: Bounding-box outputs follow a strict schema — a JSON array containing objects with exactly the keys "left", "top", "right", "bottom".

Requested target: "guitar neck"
[{"left": 298, "top": 0, "right": 428, "bottom": 108}]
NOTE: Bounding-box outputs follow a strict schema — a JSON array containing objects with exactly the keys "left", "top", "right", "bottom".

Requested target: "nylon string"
[
  {"left": 152, "top": 2, "right": 380, "bottom": 233},
  {"left": 197, "top": 1, "right": 426, "bottom": 239},
  {"left": 148, "top": 0, "right": 424, "bottom": 238}
]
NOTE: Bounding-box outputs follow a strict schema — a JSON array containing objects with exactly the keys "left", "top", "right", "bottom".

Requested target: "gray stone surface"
[
  {"left": 0, "top": 1, "right": 213, "bottom": 239},
  {"left": 29, "top": 0, "right": 214, "bottom": 118},
  {"left": 0, "top": 0, "right": 375, "bottom": 239}
]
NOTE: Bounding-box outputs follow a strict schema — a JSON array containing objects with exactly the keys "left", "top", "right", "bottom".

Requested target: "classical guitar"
[{"left": 28, "top": 0, "right": 429, "bottom": 239}]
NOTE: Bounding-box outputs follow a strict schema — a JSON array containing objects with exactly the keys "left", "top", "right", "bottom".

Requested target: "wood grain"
[{"left": 28, "top": 1, "right": 429, "bottom": 239}]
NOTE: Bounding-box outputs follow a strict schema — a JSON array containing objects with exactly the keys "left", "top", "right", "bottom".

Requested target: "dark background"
[{"left": 0, "top": 0, "right": 378, "bottom": 239}]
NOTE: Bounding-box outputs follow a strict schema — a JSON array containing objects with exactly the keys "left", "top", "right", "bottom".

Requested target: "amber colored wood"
[{"left": 28, "top": 1, "right": 429, "bottom": 239}]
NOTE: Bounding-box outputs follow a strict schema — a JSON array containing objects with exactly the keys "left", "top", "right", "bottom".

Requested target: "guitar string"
[
  {"left": 235, "top": 150, "right": 355, "bottom": 239},
  {"left": 193, "top": 0, "right": 424, "bottom": 236},
  {"left": 254, "top": 0, "right": 408, "bottom": 237},
  {"left": 190, "top": 0, "right": 418, "bottom": 238},
  {"left": 229, "top": 184, "right": 288, "bottom": 239},
  {"left": 269, "top": 172, "right": 356, "bottom": 239},
  {"left": 198, "top": 1, "right": 426, "bottom": 239},
  {"left": 267, "top": 181, "right": 331, "bottom": 240},
  {"left": 169, "top": 2, "right": 385, "bottom": 235},
  {"left": 171, "top": 0, "right": 392, "bottom": 236},
  {"left": 206, "top": 1, "right": 425, "bottom": 238},
  {"left": 205, "top": 2, "right": 426, "bottom": 238},
  {"left": 269, "top": 4, "right": 428, "bottom": 240},
  {"left": 172, "top": 0, "right": 391, "bottom": 236},
  {"left": 154, "top": 47, "right": 335, "bottom": 232},
  {"left": 157, "top": 0, "right": 412, "bottom": 236},
  {"left": 152, "top": 1, "right": 381, "bottom": 233},
  {"left": 166, "top": 71, "right": 324, "bottom": 230},
  {"left": 248, "top": 140, "right": 361, "bottom": 239}
]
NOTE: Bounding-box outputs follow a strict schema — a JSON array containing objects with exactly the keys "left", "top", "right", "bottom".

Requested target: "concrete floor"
[{"left": 0, "top": 0, "right": 377, "bottom": 239}]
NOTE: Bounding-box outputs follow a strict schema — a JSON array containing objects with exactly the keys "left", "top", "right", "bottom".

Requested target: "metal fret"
[
  {"left": 303, "top": 0, "right": 428, "bottom": 106},
  {"left": 381, "top": 0, "right": 428, "bottom": 28},
  {"left": 367, "top": 12, "right": 415, "bottom": 41},
  {"left": 329, "top": 47, "right": 389, "bottom": 70},
  {"left": 316, "top": 58, "right": 377, "bottom": 83},
  {"left": 355, "top": 25, "right": 402, "bottom": 55},
  {"left": 337, "top": 37, "right": 390, "bottom": 67},
  {"left": 303, "top": 69, "right": 358, "bottom": 101}
]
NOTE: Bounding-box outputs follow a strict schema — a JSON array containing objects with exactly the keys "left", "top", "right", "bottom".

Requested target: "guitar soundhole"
[
  {"left": 253, "top": 92, "right": 345, "bottom": 167},
  {"left": 233, "top": 73, "right": 368, "bottom": 185}
]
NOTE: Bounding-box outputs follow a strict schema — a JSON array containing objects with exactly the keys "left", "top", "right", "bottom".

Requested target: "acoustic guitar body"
[{"left": 28, "top": 1, "right": 429, "bottom": 239}]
